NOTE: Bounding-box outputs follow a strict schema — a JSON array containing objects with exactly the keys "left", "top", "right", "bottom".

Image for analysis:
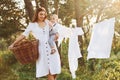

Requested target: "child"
[{"left": 48, "top": 14, "right": 59, "bottom": 54}]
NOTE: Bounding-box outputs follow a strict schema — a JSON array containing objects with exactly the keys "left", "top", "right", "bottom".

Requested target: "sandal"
[{"left": 51, "top": 49, "right": 56, "bottom": 54}]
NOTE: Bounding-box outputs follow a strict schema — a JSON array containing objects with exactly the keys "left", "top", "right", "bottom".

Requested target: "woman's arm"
[
  {"left": 48, "top": 21, "right": 53, "bottom": 28},
  {"left": 8, "top": 35, "right": 25, "bottom": 49},
  {"left": 54, "top": 33, "right": 59, "bottom": 41}
]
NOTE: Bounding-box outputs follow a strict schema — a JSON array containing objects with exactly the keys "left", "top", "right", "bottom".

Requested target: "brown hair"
[{"left": 32, "top": 7, "right": 47, "bottom": 22}]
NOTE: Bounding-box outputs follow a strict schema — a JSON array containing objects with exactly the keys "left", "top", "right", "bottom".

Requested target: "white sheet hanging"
[
  {"left": 87, "top": 18, "right": 115, "bottom": 60},
  {"left": 68, "top": 27, "right": 84, "bottom": 78}
]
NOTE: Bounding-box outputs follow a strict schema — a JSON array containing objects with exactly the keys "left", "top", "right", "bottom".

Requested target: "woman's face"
[{"left": 38, "top": 11, "right": 46, "bottom": 21}]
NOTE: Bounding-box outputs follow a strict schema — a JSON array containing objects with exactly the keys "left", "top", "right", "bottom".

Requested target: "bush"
[
  {"left": 92, "top": 58, "right": 120, "bottom": 80},
  {"left": 0, "top": 50, "right": 17, "bottom": 65},
  {"left": 57, "top": 68, "right": 72, "bottom": 80}
]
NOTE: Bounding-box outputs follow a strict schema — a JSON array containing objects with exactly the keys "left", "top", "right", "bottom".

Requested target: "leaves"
[{"left": 0, "top": 0, "right": 25, "bottom": 39}]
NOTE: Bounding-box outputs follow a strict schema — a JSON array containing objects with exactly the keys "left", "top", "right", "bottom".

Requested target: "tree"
[
  {"left": 54, "top": 0, "right": 59, "bottom": 14},
  {"left": 24, "top": 0, "right": 34, "bottom": 21},
  {"left": 0, "top": 0, "right": 24, "bottom": 39},
  {"left": 34, "top": 0, "right": 49, "bottom": 15},
  {"left": 59, "top": 0, "right": 74, "bottom": 26},
  {"left": 74, "top": 0, "right": 88, "bottom": 66},
  {"left": 39, "top": 0, "right": 48, "bottom": 13}
]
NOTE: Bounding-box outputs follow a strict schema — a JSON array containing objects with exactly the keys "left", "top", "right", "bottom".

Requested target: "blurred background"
[{"left": 0, "top": 0, "right": 120, "bottom": 80}]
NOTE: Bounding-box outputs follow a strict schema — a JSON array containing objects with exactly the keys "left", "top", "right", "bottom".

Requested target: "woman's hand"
[
  {"left": 48, "top": 21, "right": 53, "bottom": 27},
  {"left": 54, "top": 33, "right": 59, "bottom": 41},
  {"left": 8, "top": 44, "right": 14, "bottom": 50},
  {"left": 8, "top": 35, "right": 25, "bottom": 50}
]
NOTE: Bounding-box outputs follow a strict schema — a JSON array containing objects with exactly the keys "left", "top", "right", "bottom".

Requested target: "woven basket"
[{"left": 10, "top": 39, "right": 39, "bottom": 64}]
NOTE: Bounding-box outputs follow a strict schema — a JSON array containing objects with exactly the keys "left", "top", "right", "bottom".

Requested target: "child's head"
[{"left": 50, "top": 14, "right": 58, "bottom": 23}]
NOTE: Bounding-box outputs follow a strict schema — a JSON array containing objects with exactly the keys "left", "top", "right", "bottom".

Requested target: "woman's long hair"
[{"left": 32, "top": 7, "right": 47, "bottom": 22}]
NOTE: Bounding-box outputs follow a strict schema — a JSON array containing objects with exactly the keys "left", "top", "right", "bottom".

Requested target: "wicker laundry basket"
[{"left": 10, "top": 39, "right": 39, "bottom": 64}]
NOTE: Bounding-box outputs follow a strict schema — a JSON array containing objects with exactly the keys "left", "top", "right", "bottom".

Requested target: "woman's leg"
[
  {"left": 47, "top": 74, "right": 54, "bottom": 80},
  {"left": 53, "top": 74, "right": 57, "bottom": 80},
  {"left": 47, "top": 74, "right": 57, "bottom": 80}
]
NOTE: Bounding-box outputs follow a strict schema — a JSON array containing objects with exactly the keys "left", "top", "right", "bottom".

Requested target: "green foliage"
[
  {"left": 59, "top": 0, "right": 75, "bottom": 26},
  {"left": 11, "top": 63, "right": 36, "bottom": 80},
  {"left": 0, "top": 39, "right": 8, "bottom": 50},
  {"left": 0, "top": 51, "right": 17, "bottom": 65},
  {"left": 61, "top": 39, "right": 69, "bottom": 67},
  {"left": 57, "top": 68, "right": 72, "bottom": 80},
  {"left": 0, "top": 50, "right": 18, "bottom": 80},
  {"left": 0, "top": 0, "right": 24, "bottom": 39},
  {"left": 0, "top": 50, "right": 36, "bottom": 80},
  {"left": 0, "top": 40, "right": 120, "bottom": 80},
  {"left": 91, "top": 58, "right": 120, "bottom": 80}
]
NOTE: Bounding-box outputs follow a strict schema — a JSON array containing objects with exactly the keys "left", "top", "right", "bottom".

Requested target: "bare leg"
[
  {"left": 47, "top": 71, "right": 57, "bottom": 80},
  {"left": 47, "top": 74, "right": 55, "bottom": 80},
  {"left": 53, "top": 74, "right": 57, "bottom": 80}
]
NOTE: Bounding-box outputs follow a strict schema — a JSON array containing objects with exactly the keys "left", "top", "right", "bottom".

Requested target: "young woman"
[{"left": 9, "top": 7, "right": 61, "bottom": 80}]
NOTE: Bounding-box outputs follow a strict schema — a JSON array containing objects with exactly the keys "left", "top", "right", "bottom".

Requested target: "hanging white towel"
[
  {"left": 87, "top": 18, "right": 115, "bottom": 60},
  {"left": 68, "top": 27, "right": 84, "bottom": 78}
]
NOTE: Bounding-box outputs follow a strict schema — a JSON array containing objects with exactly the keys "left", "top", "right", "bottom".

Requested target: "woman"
[{"left": 9, "top": 7, "right": 61, "bottom": 80}]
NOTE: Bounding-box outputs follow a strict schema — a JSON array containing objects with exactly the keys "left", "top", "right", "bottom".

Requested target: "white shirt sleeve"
[
  {"left": 22, "top": 23, "right": 33, "bottom": 37},
  {"left": 75, "top": 27, "right": 84, "bottom": 35}
]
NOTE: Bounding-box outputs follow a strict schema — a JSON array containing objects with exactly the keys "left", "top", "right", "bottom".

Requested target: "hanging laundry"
[
  {"left": 57, "top": 25, "right": 84, "bottom": 78},
  {"left": 87, "top": 18, "right": 115, "bottom": 60},
  {"left": 55, "top": 24, "right": 71, "bottom": 47},
  {"left": 68, "top": 27, "right": 84, "bottom": 78}
]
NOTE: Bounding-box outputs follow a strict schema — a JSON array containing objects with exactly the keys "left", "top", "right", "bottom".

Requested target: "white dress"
[{"left": 22, "top": 22, "right": 61, "bottom": 78}]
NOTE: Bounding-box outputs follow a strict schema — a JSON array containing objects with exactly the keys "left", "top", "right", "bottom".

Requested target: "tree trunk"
[
  {"left": 74, "top": 0, "right": 84, "bottom": 66},
  {"left": 74, "top": 0, "right": 83, "bottom": 49},
  {"left": 24, "top": 0, "right": 34, "bottom": 21},
  {"left": 54, "top": 0, "right": 61, "bottom": 61},
  {"left": 35, "top": 0, "right": 39, "bottom": 9},
  {"left": 39, "top": 0, "right": 48, "bottom": 13},
  {"left": 53, "top": 0, "right": 62, "bottom": 66},
  {"left": 54, "top": 0, "right": 59, "bottom": 15}
]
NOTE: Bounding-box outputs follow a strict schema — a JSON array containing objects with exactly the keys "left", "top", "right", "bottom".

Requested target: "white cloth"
[
  {"left": 53, "top": 23, "right": 65, "bottom": 46},
  {"left": 68, "top": 27, "right": 84, "bottom": 78},
  {"left": 87, "top": 18, "right": 115, "bottom": 60},
  {"left": 22, "top": 22, "right": 61, "bottom": 78},
  {"left": 51, "top": 23, "right": 84, "bottom": 78},
  {"left": 53, "top": 23, "right": 71, "bottom": 47}
]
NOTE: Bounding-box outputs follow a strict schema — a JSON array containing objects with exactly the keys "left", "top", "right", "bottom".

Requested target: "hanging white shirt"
[
  {"left": 68, "top": 27, "right": 84, "bottom": 78},
  {"left": 55, "top": 24, "right": 84, "bottom": 78},
  {"left": 52, "top": 23, "right": 71, "bottom": 47},
  {"left": 87, "top": 18, "right": 115, "bottom": 60}
]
